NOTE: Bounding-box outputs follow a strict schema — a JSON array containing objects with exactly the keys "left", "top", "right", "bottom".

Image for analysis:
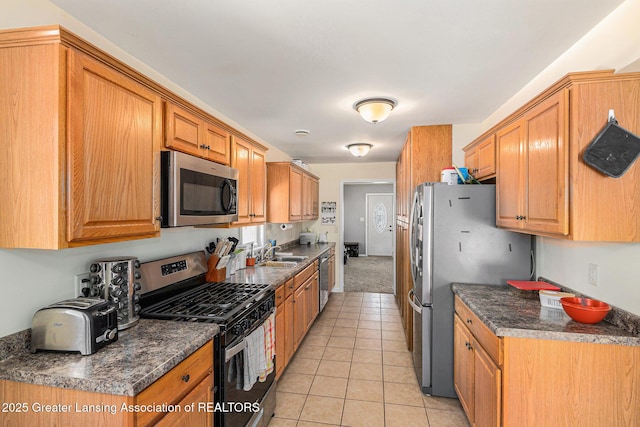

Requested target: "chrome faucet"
[{"left": 260, "top": 245, "right": 282, "bottom": 262}]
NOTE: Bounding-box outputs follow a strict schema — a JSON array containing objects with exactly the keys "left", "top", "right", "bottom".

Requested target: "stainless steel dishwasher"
[{"left": 319, "top": 253, "right": 329, "bottom": 312}]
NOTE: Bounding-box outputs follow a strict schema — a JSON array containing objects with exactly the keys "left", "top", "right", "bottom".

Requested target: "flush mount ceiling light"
[
  {"left": 353, "top": 97, "right": 397, "bottom": 124},
  {"left": 294, "top": 129, "right": 310, "bottom": 136},
  {"left": 347, "top": 143, "right": 373, "bottom": 157}
]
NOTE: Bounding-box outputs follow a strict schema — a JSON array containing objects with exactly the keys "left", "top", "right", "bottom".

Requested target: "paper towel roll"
[{"left": 280, "top": 223, "right": 293, "bottom": 230}]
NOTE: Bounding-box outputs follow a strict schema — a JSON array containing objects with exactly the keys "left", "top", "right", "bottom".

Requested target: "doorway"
[{"left": 341, "top": 181, "right": 395, "bottom": 294}]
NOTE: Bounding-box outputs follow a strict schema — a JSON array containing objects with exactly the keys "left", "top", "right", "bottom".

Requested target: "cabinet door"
[
  {"left": 154, "top": 373, "right": 213, "bottom": 427},
  {"left": 165, "top": 102, "right": 204, "bottom": 156},
  {"left": 464, "top": 148, "right": 478, "bottom": 178},
  {"left": 67, "top": 49, "right": 161, "bottom": 242},
  {"left": 522, "top": 91, "right": 569, "bottom": 235},
  {"left": 496, "top": 120, "right": 524, "bottom": 230},
  {"left": 310, "top": 177, "right": 319, "bottom": 219},
  {"left": 305, "top": 272, "right": 319, "bottom": 330},
  {"left": 232, "top": 136, "right": 251, "bottom": 224},
  {"left": 275, "top": 302, "right": 285, "bottom": 380},
  {"left": 203, "top": 122, "right": 230, "bottom": 165},
  {"left": 284, "top": 294, "right": 295, "bottom": 364},
  {"left": 289, "top": 168, "right": 303, "bottom": 221},
  {"left": 293, "top": 284, "right": 307, "bottom": 350},
  {"left": 476, "top": 135, "right": 496, "bottom": 179},
  {"left": 250, "top": 146, "right": 266, "bottom": 223},
  {"left": 474, "top": 343, "right": 501, "bottom": 427},
  {"left": 328, "top": 255, "right": 335, "bottom": 293},
  {"left": 454, "top": 315, "right": 474, "bottom": 424}
]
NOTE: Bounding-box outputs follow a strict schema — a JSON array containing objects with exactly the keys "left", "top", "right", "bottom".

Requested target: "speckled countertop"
[
  {"left": 225, "top": 242, "right": 335, "bottom": 288},
  {"left": 452, "top": 283, "right": 640, "bottom": 346},
  {"left": 0, "top": 243, "right": 333, "bottom": 396},
  {"left": 0, "top": 319, "right": 218, "bottom": 396}
]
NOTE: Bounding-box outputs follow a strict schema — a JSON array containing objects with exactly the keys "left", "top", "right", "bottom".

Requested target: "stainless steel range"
[{"left": 138, "top": 251, "right": 275, "bottom": 427}]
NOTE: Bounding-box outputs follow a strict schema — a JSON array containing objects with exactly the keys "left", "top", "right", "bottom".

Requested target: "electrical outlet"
[
  {"left": 74, "top": 272, "right": 91, "bottom": 297},
  {"left": 588, "top": 263, "right": 598, "bottom": 286}
]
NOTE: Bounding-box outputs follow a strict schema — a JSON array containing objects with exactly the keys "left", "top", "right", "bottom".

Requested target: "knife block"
[{"left": 206, "top": 255, "right": 226, "bottom": 282}]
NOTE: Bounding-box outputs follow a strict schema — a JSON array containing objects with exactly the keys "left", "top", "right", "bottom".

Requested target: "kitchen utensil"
[
  {"left": 507, "top": 280, "right": 560, "bottom": 291},
  {"left": 31, "top": 298, "right": 118, "bottom": 355},
  {"left": 560, "top": 297, "right": 611, "bottom": 324},
  {"left": 583, "top": 111, "right": 640, "bottom": 178},
  {"left": 538, "top": 290, "right": 575, "bottom": 309}
]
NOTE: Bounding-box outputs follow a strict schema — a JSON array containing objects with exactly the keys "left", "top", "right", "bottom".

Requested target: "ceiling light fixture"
[
  {"left": 294, "top": 129, "right": 310, "bottom": 136},
  {"left": 347, "top": 143, "right": 373, "bottom": 157},
  {"left": 353, "top": 97, "right": 397, "bottom": 124}
]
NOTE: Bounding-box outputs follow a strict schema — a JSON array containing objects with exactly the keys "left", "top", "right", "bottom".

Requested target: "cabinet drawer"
[
  {"left": 276, "top": 284, "right": 285, "bottom": 307},
  {"left": 455, "top": 296, "right": 502, "bottom": 365},
  {"left": 283, "top": 278, "right": 295, "bottom": 299},
  {"left": 136, "top": 341, "right": 213, "bottom": 426},
  {"left": 294, "top": 262, "right": 317, "bottom": 289}
]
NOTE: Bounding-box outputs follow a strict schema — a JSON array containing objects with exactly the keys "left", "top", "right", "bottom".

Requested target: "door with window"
[{"left": 366, "top": 193, "right": 393, "bottom": 256}]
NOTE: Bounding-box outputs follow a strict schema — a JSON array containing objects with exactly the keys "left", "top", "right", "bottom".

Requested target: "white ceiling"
[{"left": 51, "top": 0, "right": 623, "bottom": 163}]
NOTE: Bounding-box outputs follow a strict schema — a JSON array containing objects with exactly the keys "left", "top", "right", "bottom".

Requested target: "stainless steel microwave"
[{"left": 160, "top": 151, "right": 238, "bottom": 227}]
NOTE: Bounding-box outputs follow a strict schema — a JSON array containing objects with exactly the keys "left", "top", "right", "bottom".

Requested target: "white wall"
[{"left": 459, "top": 0, "right": 640, "bottom": 315}]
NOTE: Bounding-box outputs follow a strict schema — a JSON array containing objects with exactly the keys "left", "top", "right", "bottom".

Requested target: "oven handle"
[{"left": 225, "top": 340, "right": 246, "bottom": 363}]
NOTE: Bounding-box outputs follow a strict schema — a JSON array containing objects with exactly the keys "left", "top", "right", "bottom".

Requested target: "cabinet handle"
[
  {"left": 156, "top": 216, "right": 163, "bottom": 222},
  {"left": 182, "top": 374, "right": 190, "bottom": 383},
  {"left": 466, "top": 319, "right": 472, "bottom": 324}
]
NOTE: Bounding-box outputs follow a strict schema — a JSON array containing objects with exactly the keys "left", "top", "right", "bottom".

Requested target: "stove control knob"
[
  {"left": 231, "top": 325, "right": 243, "bottom": 336},
  {"left": 112, "top": 263, "right": 125, "bottom": 274},
  {"left": 113, "top": 276, "right": 125, "bottom": 286},
  {"left": 134, "top": 282, "right": 142, "bottom": 291},
  {"left": 134, "top": 272, "right": 141, "bottom": 280},
  {"left": 134, "top": 260, "right": 141, "bottom": 268},
  {"left": 111, "top": 287, "right": 123, "bottom": 298},
  {"left": 134, "top": 304, "right": 141, "bottom": 314},
  {"left": 89, "top": 263, "right": 101, "bottom": 273},
  {"left": 90, "top": 276, "right": 102, "bottom": 285}
]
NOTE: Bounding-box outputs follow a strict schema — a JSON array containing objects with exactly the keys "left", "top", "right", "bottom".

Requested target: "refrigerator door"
[
  {"left": 409, "top": 289, "right": 432, "bottom": 395},
  {"left": 410, "top": 184, "right": 434, "bottom": 305}
]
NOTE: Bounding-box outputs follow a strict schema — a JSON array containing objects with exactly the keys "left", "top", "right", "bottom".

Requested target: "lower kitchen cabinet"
[
  {"left": 454, "top": 310, "right": 501, "bottom": 427},
  {"left": 0, "top": 341, "right": 214, "bottom": 426},
  {"left": 275, "top": 283, "right": 286, "bottom": 380},
  {"left": 293, "top": 281, "right": 307, "bottom": 350},
  {"left": 454, "top": 296, "right": 640, "bottom": 427}
]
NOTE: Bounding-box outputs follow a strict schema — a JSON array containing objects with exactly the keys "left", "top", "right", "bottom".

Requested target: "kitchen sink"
[
  {"left": 260, "top": 261, "right": 298, "bottom": 268},
  {"left": 275, "top": 255, "right": 309, "bottom": 262}
]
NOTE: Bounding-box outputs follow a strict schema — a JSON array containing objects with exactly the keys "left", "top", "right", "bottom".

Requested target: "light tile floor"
[{"left": 268, "top": 292, "right": 471, "bottom": 427}]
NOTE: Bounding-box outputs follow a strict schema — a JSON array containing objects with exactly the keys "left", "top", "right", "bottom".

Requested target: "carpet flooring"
[{"left": 344, "top": 256, "right": 394, "bottom": 294}]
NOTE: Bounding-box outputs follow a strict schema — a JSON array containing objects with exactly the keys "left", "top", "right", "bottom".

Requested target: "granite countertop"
[
  {"left": 0, "top": 319, "right": 219, "bottom": 396},
  {"left": 452, "top": 283, "right": 640, "bottom": 346},
  {"left": 225, "top": 242, "right": 335, "bottom": 288}
]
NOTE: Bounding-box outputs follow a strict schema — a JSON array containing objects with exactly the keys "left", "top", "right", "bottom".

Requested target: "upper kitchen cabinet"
[
  {"left": 165, "top": 101, "right": 231, "bottom": 165},
  {"left": 267, "top": 162, "right": 320, "bottom": 223},
  {"left": 232, "top": 136, "right": 267, "bottom": 224},
  {"left": 488, "top": 70, "right": 640, "bottom": 241},
  {"left": 463, "top": 134, "right": 496, "bottom": 181},
  {"left": 0, "top": 26, "right": 162, "bottom": 249}
]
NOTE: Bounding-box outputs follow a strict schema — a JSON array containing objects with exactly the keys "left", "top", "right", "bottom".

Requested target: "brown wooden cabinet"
[
  {"left": 305, "top": 271, "right": 320, "bottom": 330},
  {"left": 328, "top": 250, "right": 336, "bottom": 293},
  {"left": 496, "top": 90, "right": 569, "bottom": 235},
  {"left": 275, "top": 284, "right": 285, "bottom": 380},
  {"left": 464, "top": 134, "right": 496, "bottom": 180},
  {"left": 232, "top": 136, "right": 267, "bottom": 225},
  {"left": 267, "top": 162, "right": 319, "bottom": 223},
  {"left": 165, "top": 102, "right": 231, "bottom": 165},
  {"left": 395, "top": 125, "right": 452, "bottom": 350},
  {"left": 480, "top": 70, "right": 640, "bottom": 241},
  {"left": 293, "top": 282, "right": 307, "bottom": 350},
  {"left": 454, "top": 297, "right": 503, "bottom": 427},
  {"left": 0, "top": 31, "right": 162, "bottom": 249},
  {"left": 0, "top": 341, "right": 214, "bottom": 426}
]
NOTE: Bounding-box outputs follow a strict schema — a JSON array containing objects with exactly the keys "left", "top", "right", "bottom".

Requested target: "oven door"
[
  {"left": 218, "top": 323, "right": 276, "bottom": 427},
  {"left": 161, "top": 150, "right": 238, "bottom": 227}
]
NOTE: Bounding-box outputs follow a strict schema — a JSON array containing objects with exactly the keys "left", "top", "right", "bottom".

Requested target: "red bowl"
[{"left": 560, "top": 297, "right": 611, "bottom": 324}]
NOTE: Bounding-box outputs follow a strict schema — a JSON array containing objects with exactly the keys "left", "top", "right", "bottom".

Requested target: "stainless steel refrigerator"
[{"left": 408, "top": 183, "right": 531, "bottom": 397}]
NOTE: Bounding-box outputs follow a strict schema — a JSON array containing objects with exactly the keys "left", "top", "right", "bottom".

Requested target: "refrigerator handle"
[
  {"left": 408, "top": 189, "right": 419, "bottom": 287},
  {"left": 408, "top": 289, "right": 422, "bottom": 314}
]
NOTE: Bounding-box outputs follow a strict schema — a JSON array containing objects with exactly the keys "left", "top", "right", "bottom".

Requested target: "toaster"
[{"left": 30, "top": 298, "right": 118, "bottom": 356}]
